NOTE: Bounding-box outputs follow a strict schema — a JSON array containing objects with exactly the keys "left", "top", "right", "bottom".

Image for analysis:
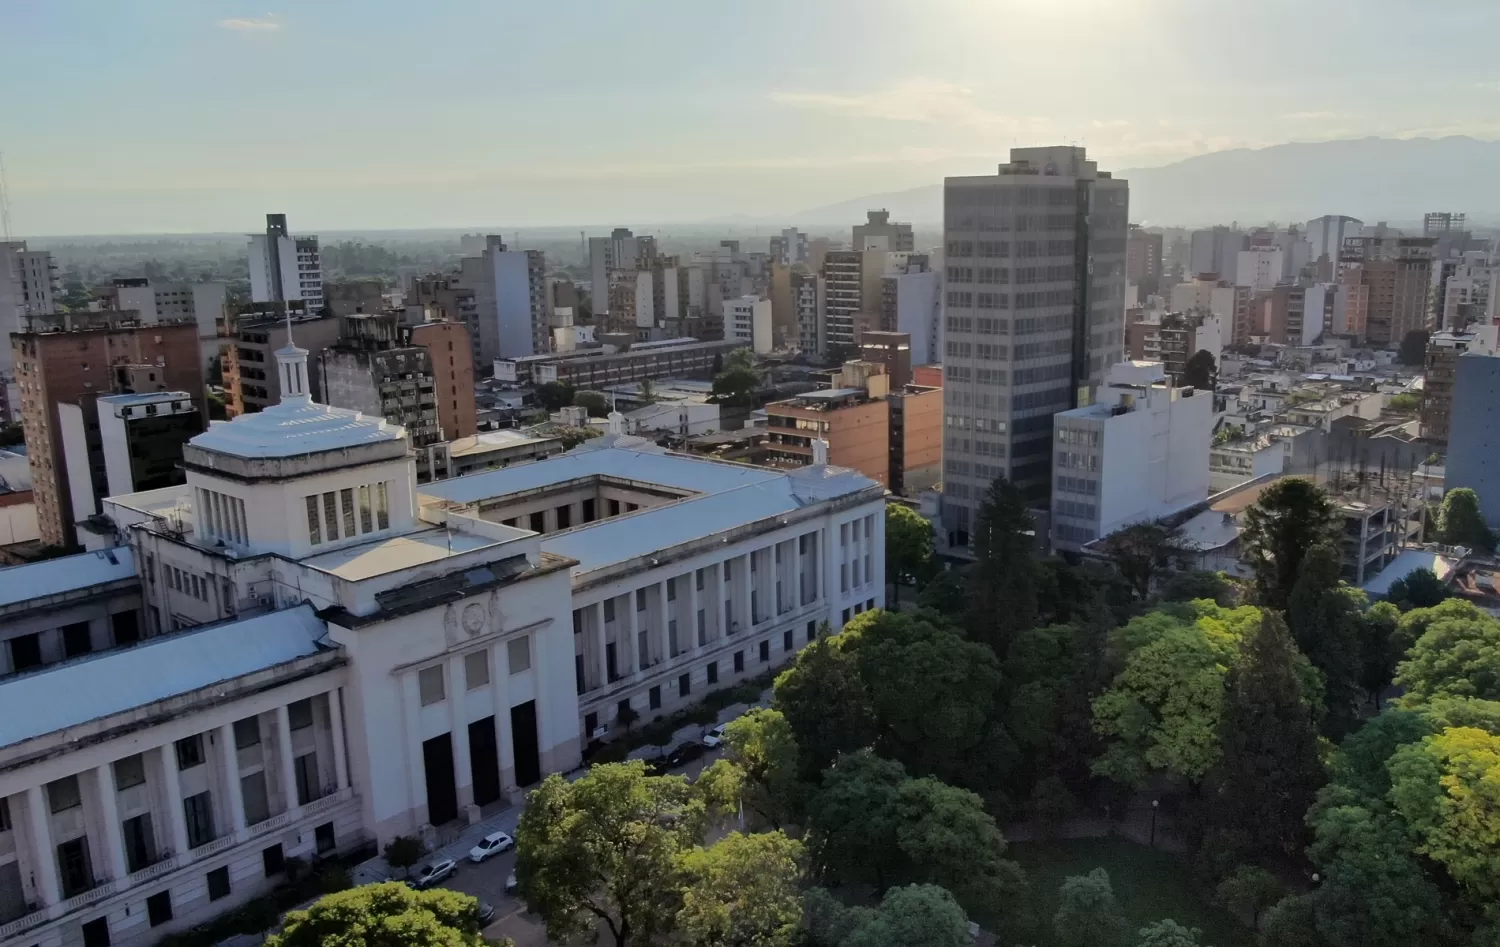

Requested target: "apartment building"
[
  {"left": 880, "top": 255, "right": 942, "bottom": 368},
  {"left": 408, "top": 321, "right": 477, "bottom": 442},
  {"left": 222, "top": 314, "right": 341, "bottom": 416},
  {"left": 725, "top": 296, "right": 772, "bottom": 354},
  {"left": 766, "top": 384, "right": 891, "bottom": 487},
  {"left": 56, "top": 392, "right": 203, "bottom": 530},
  {"left": 1445, "top": 326, "right": 1500, "bottom": 527},
  {"left": 457, "top": 236, "right": 548, "bottom": 365},
  {"left": 247, "top": 214, "right": 323, "bottom": 315},
  {"left": 1050, "top": 361, "right": 1212, "bottom": 551},
  {"left": 853, "top": 210, "right": 914, "bottom": 252},
  {"left": 317, "top": 314, "right": 441, "bottom": 451},
  {"left": 0, "top": 241, "right": 58, "bottom": 418},
  {"left": 10, "top": 314, "right": 205, "bottom": 546},
  {"left": 1126, "top": 225, "right": 1163, "bottom": 298},
  {"left": 323, "top": 280, "right": 386, "bottom": 318},
  {"left": 1124, "top": 310, "right": 1224, "bottom": 381},
  {"left": 939, "top": 146, "right": 1129, "bottom": 544},
  {"left": 494, "top": 338, "right": 744, "bottom": 389},
  {"left": 111, "top": 280, "right": 227, "bottom": 372},
  {"left": 406, "top": 275, "right": 481, "bottom": 369},
  {"left": 1188, "top": 227, "right": 1245, "bottom": 282},
  {"left": 1339, "top": 236, "right": 1436, "bottom": 346},
  {"left": 793, "top": 270, "right": 826, "bottom": 357}
]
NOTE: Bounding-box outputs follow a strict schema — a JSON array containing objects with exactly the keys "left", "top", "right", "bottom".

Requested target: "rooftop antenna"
[{"left": 0, "top": 151, "right": 12, "bottom": 241}]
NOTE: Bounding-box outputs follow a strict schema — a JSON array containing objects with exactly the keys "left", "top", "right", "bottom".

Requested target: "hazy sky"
[{"left": 5, "top": 0, "right": 1500, "bottom": 235}]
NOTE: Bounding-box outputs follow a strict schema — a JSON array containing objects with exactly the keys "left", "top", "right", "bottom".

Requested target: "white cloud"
[
  {"left": 770, "top": 78, "right": 1041, "bottom": 131},
  {"left": 217, "top": 16, "right": 280, "bottom": 32}
]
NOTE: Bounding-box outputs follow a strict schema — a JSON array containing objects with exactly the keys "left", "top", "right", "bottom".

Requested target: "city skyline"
[{"left": 5, "top": 0, "right": 1500, "bottom": 234}]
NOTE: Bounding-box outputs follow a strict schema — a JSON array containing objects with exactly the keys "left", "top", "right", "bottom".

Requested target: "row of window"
[
  {"left": 418, "top": 636, "right": 531, "bottom": 706},
  {"left": 1055, "top": 450, "right": 1100, "bottom": 472},
  {"left": 306, "top": 482, "right": 391, "bottom": 546},
  {"left": 1055, "top": 475, "right": 1100, "bottom": 496},
  {"left": 1055, "top": 499, "right": 1098, "bottom": 520},
  {"left": 198, "top": 488, "right": 248, "bottom": 547},
  {"left": 1056, "top": 427, "right": 1101, "bottom": 447}
]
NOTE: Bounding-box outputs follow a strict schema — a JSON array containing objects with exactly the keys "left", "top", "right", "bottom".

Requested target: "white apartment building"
[
  {"left": 112, "top": 280, "right": 227, "bottom": 371},
  {"left": 1305, "top": 216, "right": 1363, "bottom": 264},
  {"left": 1188, "top": 227, "right": 1244, "bottom": 281},
  {"left": 1235, "top": 247, "right": 1284, "bottom": 293},
  {"left": 247, "top": 215, "right": 323, "bottom": 315},
  {"left": 0, "top": 241, "right": 57, "bottom": 418},
  {"left": 793, "top": 271, "right": 825, "bottom": 357},
  {"left": 0, "top": 333, "right": 884, "bottom": 947},
  {"left": 1050, "top": 361, "right": 1212, "bottom": 551},
  {"left": 886, "top": 257, "right": 942, "bottom": 368},
  {"left": 458, "top": 236, "right": 547, "bottom": 366},
  {"left": 725, "top": 296, "right": 773, "bottom": 353},
  {"left": 1170, "top": 275, "right": 1252, "bottom": 344}
]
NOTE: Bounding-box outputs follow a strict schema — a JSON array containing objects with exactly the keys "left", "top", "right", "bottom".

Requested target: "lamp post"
[{"left": 1150, "top": 799, "right": 1159, "bottom": 848}]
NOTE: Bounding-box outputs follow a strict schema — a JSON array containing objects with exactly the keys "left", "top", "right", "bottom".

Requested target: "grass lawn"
[{"left": 1007, "top": 837, "right": 1253, "bottom": 947}]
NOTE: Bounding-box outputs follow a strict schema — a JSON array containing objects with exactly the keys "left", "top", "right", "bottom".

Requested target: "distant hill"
[{"left": 792, "top": 136, "right": 1500, "bottom": 228}]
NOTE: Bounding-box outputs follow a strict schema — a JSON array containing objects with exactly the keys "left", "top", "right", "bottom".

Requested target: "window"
[
  {"left": 295, "top": 752, "right": 319, "bottom": 805},
  {"left": 62, "top": 621, "right": 92, "bottom": 657},
  {"left": 707, "top": 661, "right": 718, "bottom": 685},
  {"left": 287, "top": 698, "right": 314, "bottom": 731},
  {"left": 582, "top": 499, "right": 596, "bottom": 522},
  {"left": 584, "top": 712, "right": 598, "bottom": 735},
  {"left": 82, "top": 917, "right": 110, "bottom": 947},
  {"left": 667, "top": 577, "right": 677, "bottom": 601},
  {"left": 147, "top": 891, "right": 173, "bottom": 927},
  {"left": 305, "top": 495, "right": 322, "bottom": 544},
  {"left": 696, "top": 609, "right": 706, "bottom": 646},
  {"left": 376, "top": 482, "right": 390, "bottom": 529},
  {"left": 636, "top": 589, "right": 646, "bottom": 611},
  {"left": 184, "top": 791, "right": 215, "bottom": 849},
  {"left": 609, "top": 499, "right": 620, "bottom": 516},
  {"left": 359, "top": 485, "right": 373, "bottom": 533},
  {"left": 867, "top": 598, "right": 876, "bottom": 611},
  {"left": 734, "top": 651, "right": 745, "bottom": 673},
  {"left": 696, "top": 568, "right": 705, "bottom": 591},
  {"left": 123, "top": 814, "right": 156, "bottom": 872},
  {"left": 341, "top": 488, "right": 356, "bottom": 536},
  {"left": 241, "top": 773, "right": 270, "bottom": 825},
  {"left": 508, "top": 636, "right": 531, "bottom": 674},
  {"left": 649, "top": 685, "right": 661, "bottom": 710},
  {"left": 207, "top": 866, "right": 231, "bottom": 901},
  {"left": 784, "top": 630, "right": 794, "bottom": 652},
  {"left": 529, "top": 511, "right": 545, "bottom": 533},
  {"left": 262, "top": 843, "right": 285, "bottom": 877},
  {"left": 315, "top": 821, "right": 336, "bottom": 855},
  {"left": 418, "top": 665, "right": 445, "bottom": 705},
  {"left": 465, "top": 650, "right": 490, "bottom": 689},
  {"left": 171, "top": 734, "right": 204, "bottom": 770},
  {"left": 49, "top": 775, "right": 81, "bottom": 813},
  {"left": 323, "top": 492, "right": 340, "bottom": 541},
  {"left": 842, "top": 608, "right": 851, "bottom": 626},
  {"left": 556, "top": 505, "right": 571, "bottom": 529},
  {"left": 10, "top": 632, "right": 41, "bottom": 670},
  {"left": 759, "top": 640, "right": 770, "bottom": 663},
  {"left": 617, "top": 698, "right": 631, "bottom": 720},
  {"left": 113, "top": 754, "right": 146, "bottom": 791},
  {"left": 0, "top": 798, "right": 9, "bottom": 832},
  {"left": 678, "top": 672, "right": 691, "bottom": 696},
  {"left": 234, "top": 716, "right": 261, "bottom": 749},
  {"left": 603, "top": 598, "right": 615, "bottom": 622},
  {"left": 808, "top": 620, "right": 818, "bottom": 642}
]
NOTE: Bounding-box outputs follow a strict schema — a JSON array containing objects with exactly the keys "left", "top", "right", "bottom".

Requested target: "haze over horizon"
[{"left": 6, "top": 0, "right": 1500, "bottom": 235}]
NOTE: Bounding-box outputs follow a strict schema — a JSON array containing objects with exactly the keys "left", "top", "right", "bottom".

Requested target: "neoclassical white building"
[{"left": 0, "top": 330, "right": 885, "bottom": 947}]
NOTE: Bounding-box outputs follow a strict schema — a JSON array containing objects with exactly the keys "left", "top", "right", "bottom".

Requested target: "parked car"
[
  {"left": 702, "top": 724, "right": 728, "bottom": 748},
  {"left": 474, "top": 902, "right": 497, "bottom": 925},
  {"left": 468, "top": 831, "right": 515, "bottom": 863},
  {"left": 664, "top": 740, "right": 707, "bottom": 768},
  {"left": 409, "top": 858, "right": 458, "bottom": 889}
]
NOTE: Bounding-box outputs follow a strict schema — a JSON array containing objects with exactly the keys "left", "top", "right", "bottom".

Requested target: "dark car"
[
  {"left": 473, "top": 901, "right": 497, "bottom": 925},
  {"left": 664, "top": 741, "right": 707, "bottom": 768}
]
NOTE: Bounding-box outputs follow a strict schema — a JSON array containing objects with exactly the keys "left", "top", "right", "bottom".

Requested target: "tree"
[
  {"left": 1386, "top": 568, "right": 1449, "bottom": 611},
  {"left": 884, "top": 504, "right": 934, "bottom": 604},
  {"left": 1099, "top": 520, "right": 1185, "bottom": 601},
  {"left": 1216, "top": 865, "right": 1284, "bottom": 930},
  {"left": 1394, "top": 609, "right": 1500, "bottom": 703},
  {"left": 1180, "top": 349, "right": 1218, "bottom": 391},
  {"left": 709, "top": 708, "right": 808, "bottom": 828},
  {"left": 636, "top": 376, "right": 657, "bottom": 404},
  {"left": 1357, "top": 601, "right": 1403, "bottom": 707},
  {"left": 383, "top": 835, "right": 425, "bottom": 879},
  {"left": 1437, "top": 487, "right": 1495, "bottom": 553},
  {"left": 676, "top": 831, "right": 804, "bottom": 947},
  {"left": 514, "top": 761, "right": 705, "bottom": 946},
  {"left": 916, "top": 567, "right": 966, "bottom": 618},
  {"left": 1397, "top": 329, "right": 1430, "bottom": 366},
  {"left": 968, "top": 476, "right": 1039, "bottom": 655},
  {"left": 1240, "top": 477, "right": 1339, "bottom": 610},
  {"left": 842, "top": 885, "right": 973, "bottom": 947},
  {"left": 1388, "top": 726, "right": 1500, "bottom": 904},
  {"left": 535, "top": 381, "right": 575, "bottom": 411},
  {"left": 773, "top": 637, "right": 876, "bottom": 777},
  {"left": 711, "top": 365, "right": 760, "bottom": 407},
  {"left": 265, "top": 882, "right": 499, "bottom": 947},
  {"left": 1204, "top": 610, "right": 1325, "bottom": 859},
  {"left": 573, "top": 390, "right": 610, "bottom": 418},
  {"left": 1160, "top": 570, "right": 1240, "bottom": 607},
  {"left": 1286, "top": 543, "right": 1366, "bottom": 735},
  {"left": 805, "top": 750, "right": 907, "bottom": 889},
  {"left": 1053, "top": 869, "right": 1127, "bottom": 947},
  {"left": 1135, "top": 919, "right": 1205, "bottom": 947}
]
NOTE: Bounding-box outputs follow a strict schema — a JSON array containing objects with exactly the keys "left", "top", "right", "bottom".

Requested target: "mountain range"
[{"left": 791, "top": 136, "right": 1500, "bottom": 229}]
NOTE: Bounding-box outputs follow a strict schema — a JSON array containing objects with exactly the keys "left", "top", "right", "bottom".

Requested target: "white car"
[
  {"left": 702, "top": 723, "right": 729, "bottom": 748},
  {"left": 410, "top": 858, "right": 458, "bottom": 889},
  {"left": 468, "top": 831, "right": 515, "bottom": 863}
]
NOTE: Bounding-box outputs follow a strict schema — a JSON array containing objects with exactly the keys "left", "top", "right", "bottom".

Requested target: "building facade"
[
  {"left": 57, "top": 392, "right": 202, "bottom": 531},
  {"left": 111, "top": 281, "right": 226, "bottom": 373},
  {"left": 494, "top": 339, "right": 743, "bottom": 389},
  {"left": 852, "top": 210, "right": 914, "bottom": 252},
  {"left": 1338, "top": 236, "right": 1436, "bottom": 346},
  {"left": 939, "top": 146, "right": 1129, "bottom": 545},
  {"left": 408, "top": 321, "right": 477, "bottom": 442},
  {"left": 223, "top": 315, "right": 341, "bottom": 416},
  {"left": 318, "top": 315, "right": 441, "bottom": 452},
  {"left": 458, "top": 237, "right": 548, "bottom": 366},
  {"left": 1126, "top": 225, "right": 1163, "bottom": 298},
  {"left": 724, "top": 296, "right": 772, "bottom": 354},
  {"left": 247, "top": 215, "right": 323, "bottom": 316},
  {"left": 1444, "top": 327, "right": 1500, "bottom": 528},
  {"left": 0, "top": 242, "right": 58, "bottom": 419}
]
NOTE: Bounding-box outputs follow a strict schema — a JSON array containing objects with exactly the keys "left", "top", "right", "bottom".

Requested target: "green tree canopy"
[
  {"left": 1240, "top": 477, "right": 1339, "bottom": 610},
  {"left": 1286, "top": 542, "right": 1366, "bottom": 735},
  {"left": 1397, "top": 329, "right": 1430, "bottom": 366},
  {"left": 841, "top": 885, "right": 973, "bottom": 947},
  {"left": 702, "top": 708, "right": 808, "bottom": 828},
  {"left": 1215, "top": 865, "right": 1283, "bottom": 930},
  {"left": 535, "top": 381, "right": 575, "bottom": 411},
  {"left": 1395, "top": 608, "right": 1500, "bottom": 703},
  {"left": 1180, "top": 348, "right": 1218, "bottom": 391},
  {"left": 915, "top": 567, "right": 966, "bottom": 618},
  {"left": 1388, "top": 726, "right": 1500, "bottom": 905},
  {"left": 1053, "top": 868, "right": 1127, "bottom": 947},
  {"left": 1437, "top": 487, "right": 1495, "bottom": 553},
  {"left": 1205, "top": 610, "right": 1326, "bottom": 859},
  {"left": 514, "top": 761, "right": 705, "bottom": 946},
  {"left": 805, "top": 750, "right": 908, "bottom": 889},
  {"left": 265, "top": 882, "right": 497, "bottom": 947},
  {"left": 1386, "top": 568, "right": 1449, "bottom": 611},
  {"left": 711, "top": 360, "right": 760, "bottom": 407},
  {"left": 968, "top": 476, "right": 1039, "bottom": 654},
  {"left": 675, "top": 831, "right": 804, "bottom": 947},
  {"left": 773, "top": 636, "right": 877, "bottom": 778},
  {"left": 573, "top": 390, "right": 610, "bottom": 418},
  {"left": 1098, "top": 520, "right": 1186, "bottom": 601},
  {"left": 884, "top": 504, "right": 935, "bottom": 603},
  {"left": 1135, "top": 919, "right": 1205, "bottom": 947},
  {"left": 1159, "top": 571, "right": 1240, "bottom": 607}
]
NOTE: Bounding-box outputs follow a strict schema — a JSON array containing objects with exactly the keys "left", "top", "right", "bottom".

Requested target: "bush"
[
  {"left": 1031, "top": 776, "right": 1076, "bottom": 834},
  {"left": 383, "top": 835, "right": 425, "bottom": 877}
]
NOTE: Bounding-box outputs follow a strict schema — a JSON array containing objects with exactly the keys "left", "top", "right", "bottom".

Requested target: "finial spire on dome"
[{"left": 275, "top": 306, "right": 312, "bottom": 405}]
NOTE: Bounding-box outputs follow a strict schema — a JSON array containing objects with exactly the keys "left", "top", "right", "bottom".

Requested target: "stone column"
[
  {"left": 327, "top": 689, "right": 349, "bottom": 791},
  {"left": 448, "top": 654, "right": 473, "bottom": 813},
  {"left": 24, "top": 786, "right": 60, "bottom": 906},
  {"left": 159, "top": 745, "right": 190, "bottom": 858},
  {"left": 689, "top": 572, "right": 702, "bottom": 653},
  {"left": 275, "top": 705, "right": 300, "bottom": 814},
  {"left": 623, "top": 589, "right": 640, "bottom": 676},
  {"left": 594, "top": 601, "right": 608, "bottom": 688},
  {"left": 400, "top": 673, "right": 427, "bottom": 826},
  {"left": 657, "top": 580, "right": 671, "bottom": 660},
  {"left": 93, "top": 766, "right": 127, "bottom": 881},
  {"left": 219, "top": 724, "right": 247, "bottom": 833}
]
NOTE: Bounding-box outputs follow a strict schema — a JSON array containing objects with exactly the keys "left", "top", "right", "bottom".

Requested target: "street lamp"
[{"left": 1150, "top": 799, "right": 1159, "bottom": 847}]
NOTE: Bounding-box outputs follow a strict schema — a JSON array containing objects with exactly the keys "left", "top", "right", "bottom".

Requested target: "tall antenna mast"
[{"left": 0, "top": 151, "right": 13, "bottom": 241}]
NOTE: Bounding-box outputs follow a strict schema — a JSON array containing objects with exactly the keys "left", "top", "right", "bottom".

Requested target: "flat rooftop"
[
  {"left": 299, "top": 528, "right": 517, "bottom": 581},
  {"left": 0, "top": 605, "right": 329, "bottom": 747},
  {"left": 419, "top": 439, "right": 879, "bottom": 577},
  {"left": 0, "top": 547, "right": 136, "bottom": 610}
]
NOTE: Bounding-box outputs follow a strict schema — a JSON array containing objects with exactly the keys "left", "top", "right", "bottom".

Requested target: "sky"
[{"left": 4, "top": 0, "right": 1500, "bottom": 235}]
